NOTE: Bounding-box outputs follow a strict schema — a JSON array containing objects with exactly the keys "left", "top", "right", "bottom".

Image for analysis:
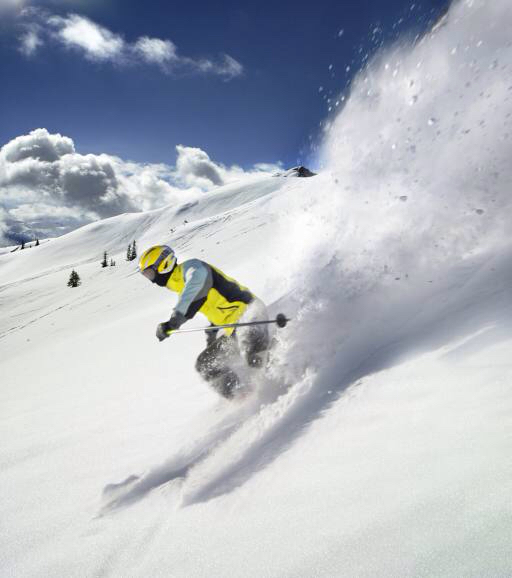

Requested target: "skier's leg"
[
  {"left": 195, "top": 335, "right": 240, "bottom": 398},
  {"left": 237, "top": 298, "right": 271, "bottom": 368},
  {"left": 212, "top": 369, "right": 240, "bottom": 399}
]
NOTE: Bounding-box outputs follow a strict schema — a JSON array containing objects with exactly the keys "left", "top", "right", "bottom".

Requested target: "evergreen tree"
[
  {"left": 20, "top": 241, "right": 25, "bottom": 250},
  {"left": 101, "top": 251, "right": 108, "bottom": 268},
  {"left": 67, "top": 270, "right": 81, "bottom": 288},
  {"left": 110, "top": 258, "right": 116, "bottom": 266},
  {"left": 126, "top": 240, "right": 137, "bottom": 261},
  {"left": 35, "top": 239, "right": 40, "bottom": 246}
]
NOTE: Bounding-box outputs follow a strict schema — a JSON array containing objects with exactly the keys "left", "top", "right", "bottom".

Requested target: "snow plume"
[
  {"left": 272, "top": 0, "right": 512, "bottom": 403},
  {"left": 281, "top": 0, "right": 512, "bottom": 294},
  {"left": 0, "top": 129, "right": 280, "bottom": 244},
  {"left": 317, "top": 0, "right": 512, "bottom": 271},
  {"left": 178, "top": 0, "right": 512, "bottom": 511}
]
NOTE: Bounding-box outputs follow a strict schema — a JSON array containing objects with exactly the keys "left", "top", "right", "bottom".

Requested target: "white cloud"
[
  {"left": 133, "top": 36, "right": 177, "bottom": 65},
  {"left": 175, "top": 145, "right": 224, "bottom": 188},
  {"left": 16, "top": 11, "right": 243, "bottom": 79},
  {"left": 58, "top": 153, "right": 134, "bottom": 216},
  {"left": 19, "top": 25, "right": 42, "bottom": 55},
  {"left": 0, "top": 206, "right": 9, "bottom": 238},
  {"left": 0, "top": 0, "right": 26, "bottom": 13},
  {"left": 0, "top": 129, "right": 137, "bottom": 237},
  {"left": 0, "top": 129, "right": 280, "bottom": 245},
  {"left": 3, "top": 127, "right": 75, "bottom": 162},
  {"left": 174, "top": 145, "right": 276, "bottom": 189},
  {"left": 219, "top": 54, "right": 244, "bottom": 79},
  {"left": 9, "top": 202, "right": 83, "bottom": 221},
  {"left": 48, "top": 13, "right": 125, "bottom": 61},
  {"left": 193, "top": 54, "right": 244, "bottom": 80}
]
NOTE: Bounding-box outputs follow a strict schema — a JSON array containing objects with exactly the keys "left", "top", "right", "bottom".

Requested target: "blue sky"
[
  {"left": 1, "top": 0, "right": 449, "bottom": 167},
  {"left": 0, "top": 0, "right": 450, "bottom": 244}
]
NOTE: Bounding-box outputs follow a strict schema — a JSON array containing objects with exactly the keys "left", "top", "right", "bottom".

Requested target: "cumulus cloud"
[
  {"left": 174, "top": 145, "right": 282, "bottom": 189},
  {"left": 175, "top": 145, "right": 224, "bottom": 188},
  {"left": 16, "top": 10, "right": 244, "bottom": 78},
  {"left": 0, "top": 129, "right": 280, "bottom": 245},
  {"left": 59, "top": 153, "right": 136, "bottom": 217},
  {"left": 3, "top": 128, "right": 74, "bottom": 162},
  {"left": 0, "top": 129, "right": 137, "bottom": 242}
]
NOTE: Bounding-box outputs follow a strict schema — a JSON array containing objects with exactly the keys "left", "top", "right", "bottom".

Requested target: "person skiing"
[{"left": 139, "top": 245, "right": 270, "bottom": 398}]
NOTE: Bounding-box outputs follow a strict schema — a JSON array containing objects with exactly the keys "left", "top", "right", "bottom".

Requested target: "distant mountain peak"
[{"left": 274, "top": 166, "right": 317, "bottom": 178}]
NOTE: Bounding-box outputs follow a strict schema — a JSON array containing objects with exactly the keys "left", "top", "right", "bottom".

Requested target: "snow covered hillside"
[{"left": 2, "top": 0, "right": 512, "bottom": 576}]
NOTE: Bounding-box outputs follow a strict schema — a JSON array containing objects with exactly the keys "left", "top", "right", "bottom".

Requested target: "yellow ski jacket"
[{"left": 167, "top": 259, "right": 254, "bottom": 333}]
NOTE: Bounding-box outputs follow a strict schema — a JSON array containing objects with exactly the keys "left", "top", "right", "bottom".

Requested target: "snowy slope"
[{"left": 2, "top": 0, "right": 512, "bottom": 576}]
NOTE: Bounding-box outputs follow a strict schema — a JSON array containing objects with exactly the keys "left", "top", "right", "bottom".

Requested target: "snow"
[{"left": 2, "top": 0, "right": 512, "bottom": 576}]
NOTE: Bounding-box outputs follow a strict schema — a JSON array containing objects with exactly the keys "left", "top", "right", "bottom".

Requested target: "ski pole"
[{"left": 171, "top": 313, "right": 290, "bottom": 335}]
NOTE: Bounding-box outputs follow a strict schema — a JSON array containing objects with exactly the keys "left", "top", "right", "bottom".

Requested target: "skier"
[{"left": 139, "top": 245, "right": 270, "bottom": 398}]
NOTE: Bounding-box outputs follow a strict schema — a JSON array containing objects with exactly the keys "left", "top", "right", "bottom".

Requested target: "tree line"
[{"left": 14, "top": 239, "right": 40, "bottom": 251}]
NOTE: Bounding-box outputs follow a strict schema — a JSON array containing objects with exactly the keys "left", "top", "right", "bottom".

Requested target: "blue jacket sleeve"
[{"left": 174, "top": 259, "right": 213, "bottom": 317}]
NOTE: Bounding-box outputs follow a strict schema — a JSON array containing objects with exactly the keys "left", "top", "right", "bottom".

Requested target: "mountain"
[{"left": 273, "top": 165, "right": 317, "bottom": 177}]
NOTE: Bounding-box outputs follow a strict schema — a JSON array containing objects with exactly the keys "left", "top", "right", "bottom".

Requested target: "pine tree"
[
  {"left": 20, "top": 241, "right": 25, "bottom": 250},
  {"left": 35, "top": 239, "right": 40, "bottom": 246},
  {"left": 126, "top": 240, "right": 137, "bottom": 261},
  {"left": 101, "top": 251, "right": 108, "bottom": 268},
  {"left": 67, "top": 270, "right": 81, "bottom": 288},
  {"left": 110, "top": 258, "right": 116, "bottom": 266}
]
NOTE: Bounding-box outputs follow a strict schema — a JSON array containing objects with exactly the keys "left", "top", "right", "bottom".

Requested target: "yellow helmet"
[{"left": 139, "top": 245, "right": 177, "bottom": 281}]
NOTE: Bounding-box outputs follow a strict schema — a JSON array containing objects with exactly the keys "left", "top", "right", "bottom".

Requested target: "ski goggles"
[{"left": 142, "top": 267, "right": 157, "bottom": 281}]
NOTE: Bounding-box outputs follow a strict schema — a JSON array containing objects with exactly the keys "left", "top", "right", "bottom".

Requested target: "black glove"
[{"left": 156, "top": 311, "right": 187, "bottom": 342}]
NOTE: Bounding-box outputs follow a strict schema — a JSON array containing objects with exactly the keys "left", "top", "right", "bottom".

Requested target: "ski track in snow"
[
  {"left": 98, "top": 353, "right": 291, "bottom": 514},
  {"left": 99, "top": 400, "right": 257, "bottom": 514}
]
